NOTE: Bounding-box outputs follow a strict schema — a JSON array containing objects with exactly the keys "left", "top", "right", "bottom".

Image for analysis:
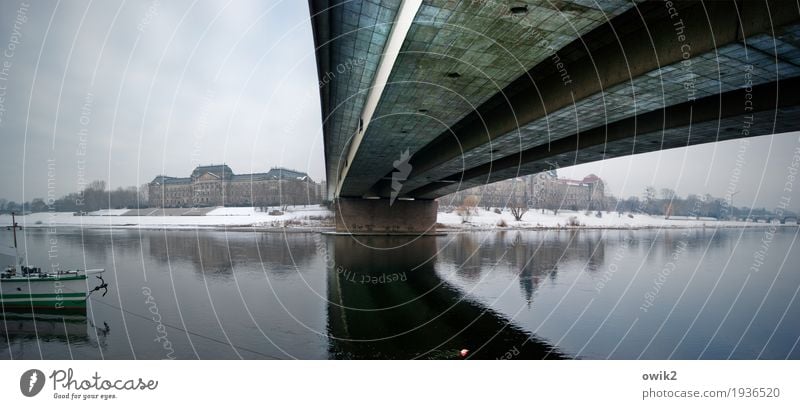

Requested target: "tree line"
[
  {"left": 448, "top": 183, "right": 795, "bottom": 221},
  {"left": 606, "top": 187, "right": 795, "bottom": 220},
  {"left": 0, "top": 181, "right": 148, "bottom": 214},
  {"left": 0, "top": 178, "right": 324, "bottom": 214}
]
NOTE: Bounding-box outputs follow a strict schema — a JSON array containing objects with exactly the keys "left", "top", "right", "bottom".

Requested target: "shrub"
[
  {"left": 497, "top": 219, "right": 508, "bottom": 227},
  {"left": 509, "top": 200, "right": 528, "bottom": 221},
  {"left": 457, "top": 195, "right": 479, "bottom": 223}
]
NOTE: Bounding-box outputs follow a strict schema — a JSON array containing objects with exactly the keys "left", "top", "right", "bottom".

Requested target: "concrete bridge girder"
[
  {"left": 336, "top": 0, "right": 638, "bottom": 198},
  {"left": 412, "top": 76, "right": 800, "bottom": 198},
  {"left": 309, "top": 1, "right": 800, "bottom": 233},
  {"left": 365, "top": 1, "right": 800, "bottom": 199},
  {"left": 393, "top": 42, "right": 800, "bottom": 196}
]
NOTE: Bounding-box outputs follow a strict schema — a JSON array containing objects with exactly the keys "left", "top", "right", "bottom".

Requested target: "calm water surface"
[{"left": 2, "top": 227, "right": 799, "bottom": 359}]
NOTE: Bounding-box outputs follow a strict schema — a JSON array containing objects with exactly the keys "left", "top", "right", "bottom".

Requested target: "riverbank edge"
[{"left": 18, "top": 223, "right": 797, "bottom": 233}]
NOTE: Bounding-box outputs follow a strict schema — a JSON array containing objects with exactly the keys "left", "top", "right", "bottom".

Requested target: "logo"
[
  {"left": 20, "top": 369, "right": 45, "bottom": 397},
  {"left": 390, "top": 149, "right": 412, "bottom": 205}
]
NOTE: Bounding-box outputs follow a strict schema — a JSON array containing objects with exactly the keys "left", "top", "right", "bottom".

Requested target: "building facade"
[
  {"left": 538, "top": 172, "right": 605, "bottom": 210},
  {"left": 149, "top": 165, "right": 321, "bottom": 208},
  {"left": 442, "top": 170, "right": 605, "bottom": 211}
]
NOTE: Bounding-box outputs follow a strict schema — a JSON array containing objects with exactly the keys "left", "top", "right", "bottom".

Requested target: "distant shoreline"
[
  {"left": 16, "top": 221, "right": 796, "bottom": 234},
  {"left": 437, "top": 223, "right": 798, "bottom": 233},
  {"left": 20, "top": 224, "right": 335, "bottom": 233},
  {"left": 3, "top": 207, "right": 796, "bottom": 234}
]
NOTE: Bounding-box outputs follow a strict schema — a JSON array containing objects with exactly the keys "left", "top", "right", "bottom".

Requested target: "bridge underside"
[{"left": 310, "top": 0, "right": 800, "bottom": 232}]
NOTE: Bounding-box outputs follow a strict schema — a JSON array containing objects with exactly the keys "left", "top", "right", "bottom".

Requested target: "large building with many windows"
[
  {"left": 149, "top": 165, "right": 322, "bottom": 208},
  {"left": 442, "top": 170, "right": 605, "bottom": 211},
  {"left": 547, "top": 173, "right": 605, "bottom": 210}
]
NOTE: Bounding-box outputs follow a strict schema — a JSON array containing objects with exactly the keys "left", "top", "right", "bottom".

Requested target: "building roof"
[
  {"left": 191, "top": 164, "right": 234, "bottom": 180},
  {"left": 582, "top": 174, "right": 601, "bottom": 183},
  {"left": 150, "top": 175, "right": 174, "bottom": 184},
  {"left": 231, "top": 173, "right": 272, "bottom": 182},
  {"left": 560, "top": 178, "right": 585, "bottom": 185},
  {"left": 150, "top": 176, "right": 191, "bottom": 185},
  {"left": 554, "top": 174, "right": 602, "bottom": 186},
  {"left": 169, "top": 177, "right": 191, "bottom": 184},
  {"left": 150, "top": 166, "right": 314, "bottom": 185},
  {"left": 265, "top": 167, "right": 313, "bottom": 182}
]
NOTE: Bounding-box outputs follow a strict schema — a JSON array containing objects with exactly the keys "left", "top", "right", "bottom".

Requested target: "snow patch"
[{"left": 87, "top": 208, "right": 130, "bottom": 216}]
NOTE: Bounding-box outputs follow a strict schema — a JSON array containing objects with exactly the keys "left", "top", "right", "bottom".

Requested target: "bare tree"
[
  {"left": 81, "top": 180, "right": 107, "bottom": 211},
  {"left": 457, "top": 195, "right": 479, "bottom": 223},
  {"left": 280, "top": 179, "right": 309, "bottom": 211},
  {"left": 642, "top": 186, "right": 658, "bottom": 215},
  {"left": 509, "top": 198, "right": 528, "bottom": 221},
  {"left": 481, "top": 184, "right": 496, "bottom": 210},
  {"left": 138, "top": 183, "right": 149, "bottom": 207},
  {"left": 664, "top": 202, "right": 673, "bottom": 219},
  {"left": 542, "top": 190, "right": 561, "bottom": 215}
]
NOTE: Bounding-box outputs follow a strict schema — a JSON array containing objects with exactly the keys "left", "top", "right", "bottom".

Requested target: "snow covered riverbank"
[
  {"left": 1, "top": 206, "right": 792, "bottom": 232},
  {"left": 0, "top": 206, "right": 334, "bottom": 230},
  {"left": 435, "top": 208, "right": 787, "bottom": 230}
]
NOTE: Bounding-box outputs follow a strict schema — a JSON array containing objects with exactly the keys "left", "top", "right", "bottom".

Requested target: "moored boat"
[{"left": 1, "top": 212, "right": 107, "bottom": 312}]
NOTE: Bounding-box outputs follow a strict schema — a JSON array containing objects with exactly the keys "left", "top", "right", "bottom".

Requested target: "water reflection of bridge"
[
  {"left": 326, "top": 235, "right": 564, "bottom": 359},
  {"left": 438, "top": 230, "right": 606, "bottom": 304},
  {"left": 143, "top": 231, "right": 573, "bottom": 358}
]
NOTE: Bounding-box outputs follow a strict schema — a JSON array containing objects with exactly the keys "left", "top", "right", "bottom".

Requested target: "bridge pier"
[
  {"left": 333, "top": 197, "right": 438, "bottom": 235},
  {"left": 325, "top": 234, "right": 562, "bottom": 358}
]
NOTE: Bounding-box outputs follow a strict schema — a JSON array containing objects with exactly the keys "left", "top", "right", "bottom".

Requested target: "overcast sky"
[
  {"left": 1, "top": 1, "right": 798, "bottom": 212},
  {"left": 560, "top": 131, "right": 800, "bottom": 212},
  {"left": 0, "top": 0, "right": 324, "bottom": 202}
]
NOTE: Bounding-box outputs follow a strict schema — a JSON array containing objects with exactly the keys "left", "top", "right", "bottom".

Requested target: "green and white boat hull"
[{"left": 0, "top": 274, "right": 88, "bottom": 311}]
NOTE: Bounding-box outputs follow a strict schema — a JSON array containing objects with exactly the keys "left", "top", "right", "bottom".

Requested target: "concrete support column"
[{"left": 334, "top": 197, "right": 437, "bottom": 234}]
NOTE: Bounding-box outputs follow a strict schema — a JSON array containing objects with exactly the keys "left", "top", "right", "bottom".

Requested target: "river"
[{"left": 2, "top": 227, "right": 798, "bottom": 359}]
